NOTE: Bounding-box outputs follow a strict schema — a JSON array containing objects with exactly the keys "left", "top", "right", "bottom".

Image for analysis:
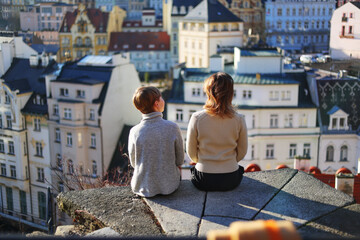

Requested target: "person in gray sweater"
[{"left": 128, "top": 87, "right": 184, "bottom": 197}]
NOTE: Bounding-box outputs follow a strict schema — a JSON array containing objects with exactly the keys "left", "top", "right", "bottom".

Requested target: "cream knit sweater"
[
  {"left": 128, "top": 112, "right": 184, "bottom": 197},
  {"left": 186, "top": 110, "right": 248, "bottom": 174}
]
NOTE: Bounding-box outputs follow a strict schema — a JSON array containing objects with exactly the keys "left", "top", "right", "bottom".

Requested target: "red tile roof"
[
  {"left": 312, "top": 173, "right": 335, "bottom": 188},
  {"left": 336, "top": 167, "right": 352, "bottom": 174},
  {"left": 108, "top": 32, "right": 170, "bottom": 52},
  {"left": 59, "top": 9, "right": 109, "bottom": 33}
]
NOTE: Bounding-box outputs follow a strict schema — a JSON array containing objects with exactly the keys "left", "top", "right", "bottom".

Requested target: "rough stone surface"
[
  {"left": 198, "top": 217, "right": 246, "bottom": 237},
  {"left": 144, "top": 180, "right": 206, "bottom": 236},
  {"left": 297, "top": 204, "right": 360, "bottom": 238},
  {"left": 205, "top": 169, "right": 297, "bottom": 220},
  {"left": 85, "top": 227, "right": 121, "bottom": 237},
  {"left": 57, "top": 170, "right": 360, "bottom": 238},
  {"left": 57, "top": 186, "right": 162, "bottom": 236},
  {"left": 54, "top": 225, "right": 75, "bottom": 237},
  {"left": 254, "top": 171, "right": 355, "bottom": 226}
]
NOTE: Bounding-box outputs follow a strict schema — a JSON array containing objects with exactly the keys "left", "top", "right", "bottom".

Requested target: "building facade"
[
  {"left": 218, "top": 0, "right": 265, "bottom": 40},
  {"left": 265, "top": 0, "right": 336, "bottom": 53},
  {"left": 122, "top": 8, "right": 163, "bottom": 32},
  {"left": 20, "top": 3, "right": 76, "bottom": 31},
  {"left": 329, "top": 2, "right": 360, "bottom": 59},
  {"left": 168, "top": 49, "right": 320, "bottom": 171},
  {"left": 179, "top": 0, "right": 244, "bottom": 68},
  {"left": 108, "top": 31, "right": 170, "bottom": 73},
  {"left": 162, "top": 0, "right": 202, "bottom": 66}
]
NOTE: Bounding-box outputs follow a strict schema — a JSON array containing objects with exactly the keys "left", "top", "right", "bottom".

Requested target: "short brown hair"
[
  {"left": 203, "top": 72, "right": 235, "bottom": 118},
  {"left": 133, "top": 87, "right": 161, "bottom": 114}
]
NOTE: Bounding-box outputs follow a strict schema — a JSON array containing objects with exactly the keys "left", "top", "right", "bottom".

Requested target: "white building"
[
  {"left": 108, "top": 32, "right": 171, "bottom": 73},
  {"left": 168, "top": 49, "right": 320, "bottom": 171},
  {"left": 265, "top": 0, "right": 336, "bottom": 53},
  {"left": 162, "top": 0, "right": 202, "bottom": 66},
  {"left": 329, "top": 2, "right": 360, "bottom": 59},
  {"left": 0, "top": 55, "right": 58, "bottom": 230},
  {"left": 306, "top": 69, "right": 360, "bottom": 174},
  {"left": 179, "top": 0, "right": 244, "bottom": 68},
  {"left": 47, "top": 55, "right": 141, "bottom": 212}
]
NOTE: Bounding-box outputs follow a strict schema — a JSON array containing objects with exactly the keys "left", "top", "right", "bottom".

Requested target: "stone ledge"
[{"left": 57, "top": 169, "right": 360, "bottom": 238}]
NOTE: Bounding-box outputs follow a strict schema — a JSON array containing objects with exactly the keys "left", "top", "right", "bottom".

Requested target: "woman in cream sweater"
[{"left": 186, "top": 72, "right": 248, "bottom": 191}]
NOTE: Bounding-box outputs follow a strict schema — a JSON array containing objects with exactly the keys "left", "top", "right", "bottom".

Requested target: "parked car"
[{"left": 300, "top": 55, "right": 313, "bottom": 64}]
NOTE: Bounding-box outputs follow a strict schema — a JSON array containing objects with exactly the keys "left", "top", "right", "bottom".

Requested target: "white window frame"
[
  {"left": 90, "top": 133, "right": 96, "bottom": 148},
  {"left": 266, "top": 144, "right": 274, "bottom": 159},
  {"left": 66, "top": 133, "right": 72, "bottom": 147}
]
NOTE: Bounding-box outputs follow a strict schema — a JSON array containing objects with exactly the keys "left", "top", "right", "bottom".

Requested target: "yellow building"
[{"left": 58, "top": 5, "right": 126, "bottom": 63}]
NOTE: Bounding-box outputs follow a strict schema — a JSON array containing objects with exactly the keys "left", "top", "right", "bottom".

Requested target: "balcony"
[
  {"left": 73, "top": 43, "right": 92, "bottom": 48},
  {"left": 339, "top": 31, "right": 354, "bottom": 39}
]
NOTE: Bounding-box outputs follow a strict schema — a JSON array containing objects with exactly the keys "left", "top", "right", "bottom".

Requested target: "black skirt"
[{"left": 190, "top": 165, "right": 244, "bottom": 191}]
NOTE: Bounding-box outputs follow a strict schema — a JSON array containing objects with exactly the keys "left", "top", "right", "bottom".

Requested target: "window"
[
  {"left": 64, "top": 108, "right": 72, "bottom": 120},
  {"left": 66, "top": 133, "right": 72, "bottom": 146},
  {"left": 270, "top": 114, "right": 278, "bottom": 128},
  {"left": 289, "top": 144, "right": 297, "bottom": 158},
  {"left": 78, "top": 133, "right": 82, "bottom": 147},
  {"left": 6, "top": 187, "right": 13, "bottom": 212},
  {"left": 8, "top": 141, "right": 14, "bottom": 155},
  {"left": 285, "top": 114, "right": 293, "bottom": 127},
  {"left": 339, "top": 118, "right": 345, "bottom": 129},
  {"left": 0, "top": 140, "right": 4, "bottom": 153},
  {"left": 340, "top": 145, "right": 348, "bottom": 161},
  {"left": 266, "top": 144, "right": 274, "bottom": 159},
  {"left": 1, "top": 164, "right": 6, "bottom": 176},
  {"left": 68, "top": 160, "right": 74, "bottom": 174},
  {"left": 277, "top": 8, "right": 282, "bottom": 16},
  {"left": 10, "top": 165, "right": 16, "bottom": 178},
  {"left": 58, "top": 182, "right": 64, "bottom": 192},
  {"left": 0, "top": 115, "right": 2, "bottom": 128},
  {"left": 35, "top": 142, "right": 43, "bottom": 157},
  {"left": 252, "top": 115, "right": 256, "bottom": 128},
  {"left": 92, "top": 160, "right": 97, "bottom": 176},
  {"left": 37, "top": 168, "right": 44, "bottom": 182},
  {"left": 55, "top": 128, "right": 61, "bottom": 142},
  {"left": 300, "top": 114, "right": 307, "bottom": 127},
  {"left": 192, "top": 88, "right": 201, "bottom": 97},
  {"left": 38, "top": 192, "right": 46, "bottom": 220},
  {"left": 90, "top": 133, "right": 96, "bottom": 148},
  {"left": 251, "top": 145, "right": 255, "bottom": 159},
  {"left": 349, "top": 26, "right": 353, "bottom": 34},
  {"left": 60, "top": 88, "right": 68, "bottom": 96},
  {"left": 6, "top": 114, "right": 12, "bottom": 129},
  {"left": 53, "top": 104, "right": 59, "bottom": 116},
  {"left": 326, "top": 146, "right": 334, "bottom": 161},
  {"left": 20, "top": 191, "right": 27, "bottom": 215},
  {"left": 85, "top": 109, "right": 95, "bottom": 122},
  {"left": 269, "top": 91, "right": 279, "bottom": 100},
  {"left": 5, "top": 91, "right": 10, "bottom": 104},
  {"left": 57, "top": 154, "right": 62, "bottom": 170},
  {"left": 34, "top": 118, "right": 41, "bottom": 131},
  {"left": 175, "top": 109, "right": 184, "bottom": 122},
  {"left": 76, "top": 90, "right": 85, "bottom": 98}
]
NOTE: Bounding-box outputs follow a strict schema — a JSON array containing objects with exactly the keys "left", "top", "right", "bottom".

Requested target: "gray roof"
[
  {"left": 172, "top": 0, "right": 202, "bottom": 16},
  {"left": 351, "top": 1, "right": 360, "bottom": 9},
  {"left": 240, "top": 49, "right": 281, "bottom": 57},
  {"left": 183, "top": 0, "right": 242, "bottom": 23}
]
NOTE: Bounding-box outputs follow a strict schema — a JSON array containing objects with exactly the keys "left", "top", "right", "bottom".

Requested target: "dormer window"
[
  {"left": 180, "top": 6, "right": 186, "bottom": 14},
  {"left": 123, "top": 44, "right": 129, "bottom": 49},
  {"left": 137, "top": 44, "right": 142, "bottom": 48},
  {"left": 76, "top": 90, "right": 85, "bottom": 98},
  {"left": 149, "top": 44, "right": 155, "bottom": 48},
  {"left": 60, "top": 88, "right": 69, "bottom": 97},
  {"left": 172, "top": 6, "right": 178, "bottom": 14},
  {"left": 327, "top": 106, "right": 349, "bottom": 130}
]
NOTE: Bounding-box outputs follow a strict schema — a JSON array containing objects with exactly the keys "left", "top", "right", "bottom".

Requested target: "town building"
[
  {"left": 162, "top": 0, "right": 202, "bottom": 66},
  {"left": 122, "top": 8, "right": 163, "bottom": 32},
  {"left": 128, "top": 0, "right": 149, "bottom": 19},
  {"left": 329, "top": 2, "right": 360, "bottom": 59},
  {"left": 0, "top": 54, "right": 58, "bottom": 230},
  {"left": 108, "top": 31, "right": 170, "bottom": 73},
  {"left": 218, "top": 0, "right": 265, "bottom": 41},
  {"left": 306, "top": 69, "right": 360, "bottom": 174},
  {"left": 148, "top": 0, "right": 163, "bottom": 17},
  {"left": 20, "top": 3, "right": 76, "bottom": 32},
  {"left": 66, "top": 0, "right": 96, "bottom": 9},
  {"left": 0, "top": 0, "right": 26, "bottom": 20},
  {"left": 265, "top": 0, "right": 336, "bottom": 53},
  {"left": 167, "top": 48, "right": 320, "bottom": 170},
  {"left": 47, "top": 54, "right": 141, "bottom": 223},
  {"left": 58, "top": 5, "right": 126, "bottom": 63},
  {"left": 178, "top": 0, "right": 244, "bottom": 68}
]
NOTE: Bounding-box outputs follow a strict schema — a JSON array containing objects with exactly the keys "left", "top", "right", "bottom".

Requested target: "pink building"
[{"left": 20, "top": 2, "right": 76, "bottom": 31}]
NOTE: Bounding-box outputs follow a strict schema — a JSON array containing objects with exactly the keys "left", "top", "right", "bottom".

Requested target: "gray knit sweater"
[{"left": 128, "top": 112, "right": 184, "bottom": 197}]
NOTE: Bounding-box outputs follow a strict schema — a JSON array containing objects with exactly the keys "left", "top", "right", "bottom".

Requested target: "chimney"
[
  {"left": 29, "top": 54, "right": 39, "bottom": 67},
  {"left": 335, "top": 169, "right": 354, "bottom": 196},
  {"left": 256, "top": 73, "right": 261, "bottom": 82},
  {"left": 294, "top": 156, "right": 311, "bottom": 172},
  {"left": 41, "top": 53, "right": 49, "bottom": 67},
  {"left": 209, "top": 55, "right": 224, "bottom": 72}
]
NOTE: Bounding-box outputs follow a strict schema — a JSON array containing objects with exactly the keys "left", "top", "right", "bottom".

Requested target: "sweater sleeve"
[
  {"left": 236, "top": 115, "right": 248, "bottom": 162},
  {"left": 186, "top": 114, "right": 199, "bottom": 163},
  {"left": 128, "top": 128, "right": 136, "bottom": 168},
  {"left": 174, "top": 125, "right": 185, "bottom": 166}
]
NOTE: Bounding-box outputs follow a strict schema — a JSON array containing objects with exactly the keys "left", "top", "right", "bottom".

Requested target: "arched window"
[
  {"left": 68, "top": 160, "right": 74, "bottom": 174},
  {"left": 340, "top": 145, "right": 348, "bottom": 161},
  {"left": 92, "top": 160, "right": 97, "bottom": 176},
  {"left": 76, "top": 37, "right": 82, "bottom": 45},
  {"left": 85, "top": 37, "right": 91, "bottom": 46},
  {"left": 326, "top": 146, "right": 334, "bottom": 162}
]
